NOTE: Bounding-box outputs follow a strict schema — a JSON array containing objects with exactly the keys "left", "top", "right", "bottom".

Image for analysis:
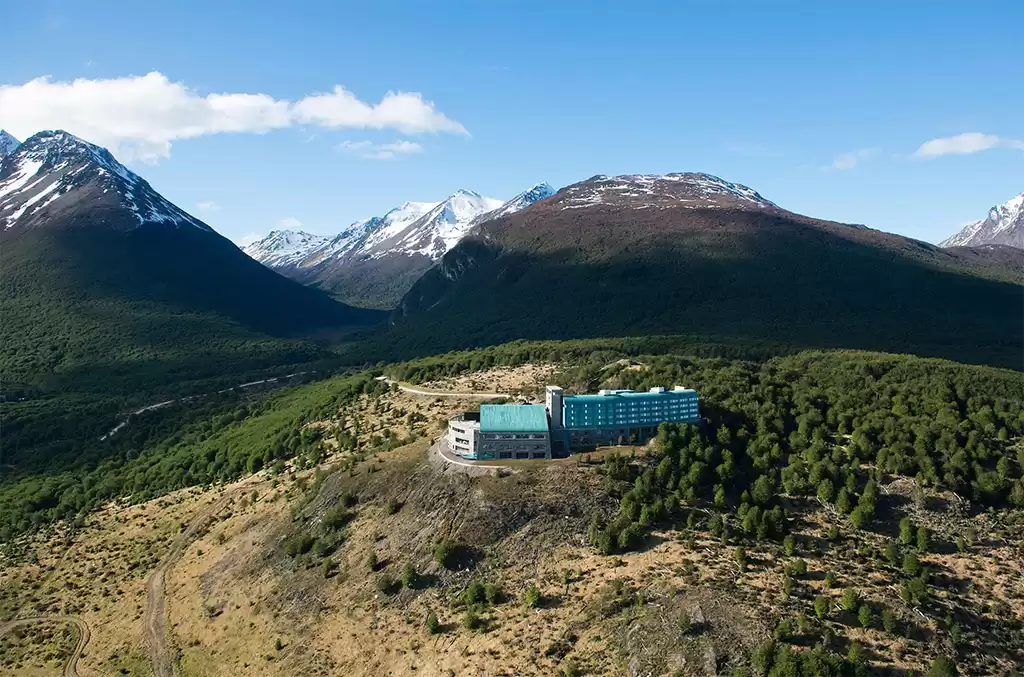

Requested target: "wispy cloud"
[
  {"left": 914, "top": 132, "right": 1024, "bottom": 159},
  {"left": 278, "top": 217, "right": 302, "bottom": 229},
  {"left": 823, "top": 147, "right": 879, "bottom": 172},
  {"left": 0, "top": 72, "right": 467, "bottom": 162},
  {"left": 195, "top": 200, "right": 220, "bottom": 213},
  {"left": 338, "top": 139, "right": 424, "bottom": 160},
  {"left": 237, "top": 232, "right": 262, "bottom": 247}
]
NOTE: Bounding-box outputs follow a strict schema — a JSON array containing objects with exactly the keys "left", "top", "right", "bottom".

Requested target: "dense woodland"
[{"left": 3, "top": 340, "right": 1021, "bottom": 545}]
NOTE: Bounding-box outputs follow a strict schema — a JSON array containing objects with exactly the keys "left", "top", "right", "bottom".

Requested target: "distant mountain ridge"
[
  {"left": 388, "top": 171, "right": 1023, "bottom": 370},
  {"left": 244, "top": 182, "right": 555, "bottom": 308},
  {"left": 940, "top": 192, "right": 1024, "bottom": 249}
]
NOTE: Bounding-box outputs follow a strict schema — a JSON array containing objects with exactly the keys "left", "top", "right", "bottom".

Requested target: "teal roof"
[{"left": 480, "top": 404, "right": 549, "bottom": 432}]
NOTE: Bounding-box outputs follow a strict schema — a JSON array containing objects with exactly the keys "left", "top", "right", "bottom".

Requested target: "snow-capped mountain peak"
[
  {"left": 557, "top": 172, "right": 777, "bottom": 211},
  {"left": 940, "top": 192, "right": 1024, "bottom": 249},
  {"left": 0, "top": 130, "right": 209, "bottom": 232},
  {"left": 379, "top": 189, "right": 503, "bottom": 258},
  {"left": 242, "top": 229, "right": 329, "bottom": 267},
  {"left": 0, "top": 130, "right": 20, "bottom": 159}
]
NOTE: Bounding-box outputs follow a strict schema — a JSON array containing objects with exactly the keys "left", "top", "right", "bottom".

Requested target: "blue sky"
[{"left": 1, "top": 0, "right": 1021, "bottom": 245}]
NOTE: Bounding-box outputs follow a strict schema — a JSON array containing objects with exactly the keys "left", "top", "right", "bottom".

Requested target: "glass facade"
[{"left": 562, "top": 389, "right": 700, "bottom": 429}]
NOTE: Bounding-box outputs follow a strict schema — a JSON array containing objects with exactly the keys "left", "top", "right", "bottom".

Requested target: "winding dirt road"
[
  {"left": 144, "top": 490, "right": 242, "bottom": 677},
  {"left": 0, "top": 615, "right": 90, "bottom": 677},
  {"left": 376, "top": 376, "right": 507, "bottom": 399}
]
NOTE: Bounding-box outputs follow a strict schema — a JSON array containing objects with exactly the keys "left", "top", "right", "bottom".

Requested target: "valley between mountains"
[{"left": 1, "top": 129, "right": 1023, "bottom": 677}]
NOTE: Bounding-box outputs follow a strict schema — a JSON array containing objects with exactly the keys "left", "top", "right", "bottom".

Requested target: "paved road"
[
  {"left": 144, "top": 488, "right": 247, "bottom": 677},
  {"left": 0, "top": 616, "right": 90, "bottom": 677},
  {"left": 376, "top": 376, "right": 507, "bottom": 400}
]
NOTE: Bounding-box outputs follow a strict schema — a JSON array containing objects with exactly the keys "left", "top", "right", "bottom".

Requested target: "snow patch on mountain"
[
  {"left": 558, "top": 173, "right": 777, "bottom": 211},
  {"left": 0, "top": 130, "right": 209, "bottom": 231},
  {"left": 940, "top": 193, "right": 1024, "bottom": 249},
  {"left": 469, "top": 182, "right": 555, "bottom": 226}
]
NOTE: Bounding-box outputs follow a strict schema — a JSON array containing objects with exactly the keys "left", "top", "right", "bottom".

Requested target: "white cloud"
[
  {"left": 823, "top": 147, "right": 879, "bottom": 171},
  {"left": 0, "top": 72, "right": 467, "bottom": 163},
  {"left": 195, "top": 200, "right": 220, "bottom": 213},
  {"left": 294, "top": 88, "right": 466, "bottom": 136},
  {"left": 338, "top": 139, "right": 424, "bottom": 160},
  {"left": 278, "top": 217, "right": 302, "bottom": 228},
  {"left": 914, "top": 132, "right": 1024, "bottom": 159},
  {"left": 236, "top": 232, "right": 262, "bottom": 247}
]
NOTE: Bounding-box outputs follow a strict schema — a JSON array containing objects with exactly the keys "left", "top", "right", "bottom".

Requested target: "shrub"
[
  {"left": 917, "top": 526, "right": 931, "bottom": 553},
  {"left": 899, "top": 517, "right": 915, "bottom": 545},
  {"left": 484, "top": 582, "right": 504, "bottom": 605},
  {"left": 903, "top": 552, "right": 921, "bottom": 576},
  {"left": 884, "top": 540, "right": 901, "bottom": 565},
  {"left": 841, "top": 588, "right": 859, "bottom": 612},
  {"left": 462, "top": 609, "right": 483, "bottom": 631},
  {"left": 882, "top": 607, "right": 899, "bottom": 634},
  {"left": 433, "top": 538, "right": 461, "bottom": 569},
  {"left": 463, "top": 581, "right": 486, "bottom": 606},
  {"left": 858, "top": 603, "right": 873, "bottom": 628},
  {"left": 675, "top": 610, "right": 692, "bottom": 635},
  {"left": 376, "top": 573, "right": 396, "bottom": 594},
  {"left": 928, "top": 656, "right": 959, "bottom": 677},
  {"left": 283, "top": 533, "right": 314, "bottom": 557},
  {"left": 401, "top": 562, "right": 418, "bottom": 588},
  {"left": 523, "top": 583, "right": 542, "bottom": 608}
]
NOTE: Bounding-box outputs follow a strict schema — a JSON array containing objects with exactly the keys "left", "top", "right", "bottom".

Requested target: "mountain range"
[
  {"left": 244, "top": 183, "right": 555, "bottom": 308},
  {"left": 0, "top": 129, "right": 381, "bottom": 399},
  {"left": 390, "top": 172, "right": 1023, "bottom": 368},
  {"left": 940, "top": 192, "right": 1024, "bottom": 249}
]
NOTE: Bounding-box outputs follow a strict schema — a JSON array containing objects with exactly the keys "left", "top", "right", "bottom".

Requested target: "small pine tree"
[
  {"left": 899, "top": 517, "right": 915, "bottom": 545},
  {"left": 425, "top": 611, "right": 441, "bottom": 634},
  {"left": 735, "top": 546, "right": 747, "bottom": 570},
  {"left": 882, "top": 607, "right": 898, "bottom": 634},
  {"left": 523, "top": 583, "right": 542, "bottom": 608},
  {"left": 903, "top": 552, "right": 921, "bottom": 576},
  {"left": 401, "top": 562, "right": 418, "bottom": 589},
  {"left": 917, "top": 526, "right": 931, "bottom": 553},
  {"left": 858, "top": 603, "right": 873, "bottom": 628},
  {"left": 814, "top": 595, "right": 830, "bottom": 619},
  {"left": 928, "top": 655, "right": 959, "bottom": 677},
  {"left": 783, "top": 534, "right": 797, "bottom": 556},
  {"left": 841, "top": 587, "right": 859, "bottom": 612}
]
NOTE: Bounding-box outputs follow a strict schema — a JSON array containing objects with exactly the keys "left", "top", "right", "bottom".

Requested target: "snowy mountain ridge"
[
  {"left": 244, "top": 185, "right": 553, "bottom": 269},
  {"left": 242, "top": 229, "right": 329, "bottom": 267},
  {"left": 0, "top": 130, "right": 209, "bottom": 232},
  {"left": 939, "top": 192, "right": 1024, "bottom": 249},
  {"left": 557, "top": 172, "right": 778, "bottom": 211}
]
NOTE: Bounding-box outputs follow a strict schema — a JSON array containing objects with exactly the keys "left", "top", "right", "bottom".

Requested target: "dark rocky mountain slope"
[
  {"left": 0, "top": 131, "right": 383, "bottom": 396},
  {"left": 391, "top": 173, "right": 1023, "bottom": 369}
]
